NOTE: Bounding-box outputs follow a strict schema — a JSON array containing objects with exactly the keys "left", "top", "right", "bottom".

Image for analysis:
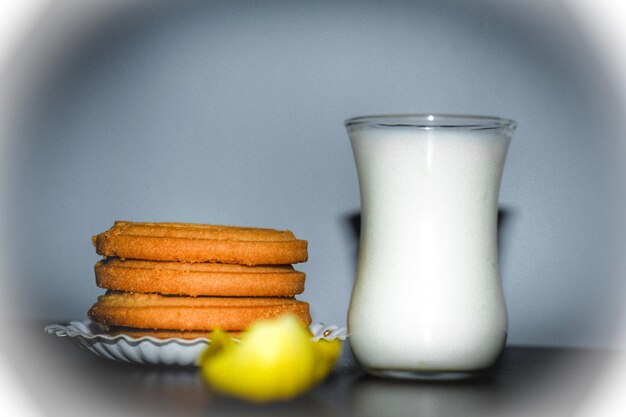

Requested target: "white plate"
[{"left": 45, "top": 320, "right": 347, "bottom": 366}]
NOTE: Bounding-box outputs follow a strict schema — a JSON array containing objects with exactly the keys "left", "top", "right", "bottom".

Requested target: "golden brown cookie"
[
  {"left": 105, "top": 327, "right": 243, "bottom": 340},
  {"left": 88, "top": 292, "right": 311, "bottom": 331},
  {"left": 95, "top": 258, "right": 305, "bottom": 296},
  {"left": 93, "top": 221, "right": 308, "bottom": 265}
]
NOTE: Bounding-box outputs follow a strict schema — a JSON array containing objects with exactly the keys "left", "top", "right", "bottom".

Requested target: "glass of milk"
[{"left": 345, "top": 114, "right": 516, "bottom": 379}]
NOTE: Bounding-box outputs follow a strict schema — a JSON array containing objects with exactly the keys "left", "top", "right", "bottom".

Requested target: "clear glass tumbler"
[{"left": 345, "top": 114, "right": 516, "bottom": 379}]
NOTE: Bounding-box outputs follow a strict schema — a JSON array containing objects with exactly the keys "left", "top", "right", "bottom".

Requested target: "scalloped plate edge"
[{"left": 45, "top": 319, "right": 348, "bottom": 366}]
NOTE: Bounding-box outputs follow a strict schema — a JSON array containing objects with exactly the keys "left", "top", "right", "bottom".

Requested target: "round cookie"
[
  {"left": 95, "top": 258, "right": 305, "bottom": 296},
  {"left": 93, "top": 221, "right": 308, "bottom": 265},
  {"left": 105, "top": 327, "right": 243, "bottom": 340},
  {"left": 88, "top": 292, "right": 311, "bottom": 331}
]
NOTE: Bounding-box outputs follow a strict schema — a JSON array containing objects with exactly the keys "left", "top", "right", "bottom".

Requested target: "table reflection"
[
  {"left": 108, "top": 365, "right": 347, "bottom": 417},
  {"left": 349, "top": 374, "right": 504, "bottom": 417}
]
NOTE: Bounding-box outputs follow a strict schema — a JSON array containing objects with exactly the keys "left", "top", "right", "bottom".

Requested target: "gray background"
[{"left": 3, "top": 0, "right": 624, "bottom": 348}]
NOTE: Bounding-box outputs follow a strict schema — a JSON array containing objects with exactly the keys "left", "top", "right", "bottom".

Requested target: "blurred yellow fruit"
[{"left": 198, "top": 314, "right": 342, "bottom": 402}]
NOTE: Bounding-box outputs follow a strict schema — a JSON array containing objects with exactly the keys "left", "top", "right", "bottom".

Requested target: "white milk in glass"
[{"left": 345, "top": 115, "right": 516, "bottom": 379}]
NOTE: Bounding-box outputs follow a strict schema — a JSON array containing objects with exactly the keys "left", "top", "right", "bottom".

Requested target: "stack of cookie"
[{"left": 88, "top": 221, "right": 311, "bottom": 339}]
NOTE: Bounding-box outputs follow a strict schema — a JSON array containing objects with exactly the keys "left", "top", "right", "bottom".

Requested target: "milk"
[{"left": 346, "top": 115, "right": 515, "bottom": 377}]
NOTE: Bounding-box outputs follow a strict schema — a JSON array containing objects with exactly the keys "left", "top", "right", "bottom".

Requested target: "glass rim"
[{"left": 344, "top": 113, "right": 517, "bottom": 131}]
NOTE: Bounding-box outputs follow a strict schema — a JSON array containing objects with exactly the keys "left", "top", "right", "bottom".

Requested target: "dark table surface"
[{"left": 3, "top": 322, "right": 615, "bottom": 417}]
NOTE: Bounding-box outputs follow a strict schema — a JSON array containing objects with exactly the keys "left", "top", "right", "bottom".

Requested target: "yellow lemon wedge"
[{"left": 198, "top": 314, "right": 342, "bottom": 402}]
